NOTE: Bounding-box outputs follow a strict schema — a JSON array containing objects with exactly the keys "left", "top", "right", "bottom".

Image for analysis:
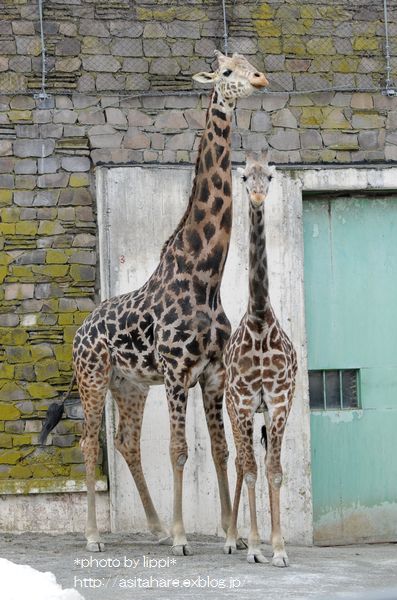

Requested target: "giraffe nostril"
[{"left": 254, "top": 72, "right": 261, "bottom": 78}]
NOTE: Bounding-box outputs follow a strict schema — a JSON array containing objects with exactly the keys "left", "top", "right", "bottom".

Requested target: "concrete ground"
[{"left": 1, "top": 533, "right": 396, "bottom": 600}]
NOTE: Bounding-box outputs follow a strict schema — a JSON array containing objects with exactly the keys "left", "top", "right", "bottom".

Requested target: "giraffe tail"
[
  {"left": 260, "top": 425, "right": 267, "bottom": 449},
  {"left": 39, "top": 375, "right": 76, "bottom": 445}
]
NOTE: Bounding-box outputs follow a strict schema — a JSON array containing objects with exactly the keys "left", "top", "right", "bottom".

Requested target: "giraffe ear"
[
  {"left": 245, "top": 150, "right": 257, "bottom": 164},
  {"left": 214, "top": 49, "right": 227, "bottom": 64},
  {"left": 192, "top": 71, "right": 220, "bottom": 84},
  {"left": 260, "top": 148, "right": 270, "bottom": 163}
]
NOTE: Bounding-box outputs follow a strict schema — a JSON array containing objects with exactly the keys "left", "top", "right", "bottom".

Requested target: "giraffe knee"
[
  {"left": 213, "top": 445, "right": 229, "bottom": 467},
  {"left": 267, "top": 466, "right": 283, "bottom": 489},
  {"left": 244, "top": 472, "right": 257, "bottom": 488},
  {"left": 170, "top": 445, "right": 188, "bottom": 470},
  {"left": 176, "top": 453, "right": 188, "bottom": 469},
  {"left": 273, "top": 473, "right": 283, "bottom": 488}
]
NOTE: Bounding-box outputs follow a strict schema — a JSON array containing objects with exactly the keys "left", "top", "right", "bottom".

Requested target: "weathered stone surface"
[
  {"left": 385, "top": 145, "right": 397, "bottom": 161},
  {"left": 37, "top": 157, "right": 60, "bottom": 174},
  {"left": 0, "top": 402, "right": 21, "bottom": 421},
  {"left": 269, "top": 128, "right": 300, "bottom": 151},
  {"left": 166, "top": 131, "right": 195, "bottom": 150},
  {"left": 37, "top": 221, "right": 65, "bottom": 236},
  {"left": 112, "top": 38, "right": 142, "bottom": 57},
  {"left": 322, "top": 131, "right": 359, "bottom": 151},
  {"left": 76, "top": 206, "right": 94, "bottom": 221},
  {"left": 123, "top": 129, "right": 150, "bottom": 149},
  {"left": 53, "top": 110, "right": 77, "bottom": 125},
  {"left": 33, "top": 190, "right": 60, "bottom": 207},
  {"left": 0, "top": 141, "right": 13, "bottom": 157},
  {"left": 56, "top": 38, "right": 81, "bottom": 56},
  {"left": 352, "top": 113, "right": 385, "bottom": 129},
  {"left": 59, "top": 188, "right": 92, "bottom": 206},
  {"left": 4, "top": 284, "right": 34, "bottom": 301},
  {"left": 80, "top": 36, "right": 107, "bottom": 57},
  {"left": 15, "top": 159, "right": 37, "bottom": 175},
  {"left": 155, "top": 111, "right": 188, "bottom": 130},
  {"left": 386, "top": 111, "right": 397, "bottom": 129},
  {"left": 70, "top": 264, "right": 95, "bottom": 282},
  {"left": 79, "top": 20, "right": 109, "bottom": 37},
  {"left": 143, "top": 39, "right": 170, "bottom": 57},
  {"left": 61, "top": 157, "right": 91, "bottom": 172},
  {"left": 72, "top": 233, "right": 96, "bottom": 247},
  {"left": 0, "top": 314, "right": 19, "bottom": 327},
  {"left": 82, "top": 56, "right": 121, "bottom": 73},
  {"left": 143, "top": 22, "right": 166, "bottom": 38},
  {"left": 15, "top": 250, "right": 46, "bottom": 265},
  {"left": 149, "top": 58, "right": 180, "bottom": 76},
  {"left": 358, "top": 130, "right": 379, "bottom": 150},
  {"left": 127, "top": 109, "right": 154, "bottom": 127},
  {"left": 123, "top": 58, "right": 149, "bottom": 73},
  {"left": 235, "top": 110, "right": 251, "bottom": 130},
  {"left": 89, "top": 132, "right": 124, "bottom": 149},
  {"left": 272, "top": 109, "right": 298, "bottom": 128},
  {"left": 0, "top": 174, "right": 15, "bottom": 189},
  {"left": 301, "top": 129, "right": 323, "bottom": 149},
  {"left": 77, "top": 110, "right": 105, "bottom": 125},
  {"left": 14, "top": 139, "right": 55, "bottom": 158},
  {"left": 105, "top": 108, "right": 127, "bottom": 127},
  {"left": 15, "top": 36, "right": 40, "bottom": 56},
  {"left": 37, "top": 173, "right": 69, "bottom": 189}
]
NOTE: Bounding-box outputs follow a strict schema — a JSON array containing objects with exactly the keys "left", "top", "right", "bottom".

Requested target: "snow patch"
[{"left": 0, "top": 558, "right": 84, "bottom": 600}]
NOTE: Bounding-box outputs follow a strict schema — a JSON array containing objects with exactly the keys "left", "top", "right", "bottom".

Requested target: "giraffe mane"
[{"left": 159, "top": 90, "right": 214, "bottom": 260}]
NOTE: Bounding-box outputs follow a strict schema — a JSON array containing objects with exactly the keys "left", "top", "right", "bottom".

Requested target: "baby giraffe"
[{"left": 223, "top": 149, "right": 297, "bottom": 566}]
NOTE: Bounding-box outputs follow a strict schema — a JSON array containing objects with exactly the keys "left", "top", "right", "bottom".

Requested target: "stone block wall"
[
  {"left": 0, "top": 93, "right": 102, "bottom": 493},
  {"left": 0, "top": 0, "right": 396, "bottom": 501}
]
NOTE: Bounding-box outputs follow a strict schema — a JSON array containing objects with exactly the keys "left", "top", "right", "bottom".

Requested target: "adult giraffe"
[{"left": 40, "top": 51, "right": 268, "bottom": 555}]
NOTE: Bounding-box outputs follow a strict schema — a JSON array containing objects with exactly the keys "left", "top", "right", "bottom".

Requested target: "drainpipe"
[{"left": 383, "top": 0, "right": 397, "bottom": 96}]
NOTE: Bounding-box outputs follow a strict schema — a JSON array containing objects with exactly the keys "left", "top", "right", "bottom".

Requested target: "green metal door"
[{"left": 303, "top": 194, "right": 397, "bottom": 545}]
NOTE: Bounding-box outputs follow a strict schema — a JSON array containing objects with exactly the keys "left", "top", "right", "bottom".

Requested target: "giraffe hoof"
[
  {"left": 236, "top": 537, "right": 248, "bottom": 550},
  {"left": 223, "top": 543, "right": 237, "bottom": 555},
  {"left": 158, "top": 535, "right": 173, "bottom": 546},
  {"left": 247, "top": 552, "right": 269, "bottom": 564},
  {"left": 272, "top": 554, "right": 289, "bottom": 568},
  {"left": 86, "top": 541, "right": 105, "bottom": 552},
  {"left": 172, "top": 544, "right": 193, "bottom": 556}
]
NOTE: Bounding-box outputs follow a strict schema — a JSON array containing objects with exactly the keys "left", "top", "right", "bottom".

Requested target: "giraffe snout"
[
  {"left": 249, "top": 72, "right": 269, "bottom": 88},
  {"left": 250, "top": 192, "right": 266, "bottom": 204}
]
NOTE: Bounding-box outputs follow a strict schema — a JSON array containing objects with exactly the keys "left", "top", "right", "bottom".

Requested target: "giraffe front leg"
[
  {"left": 164, "top": 376, "right": 192, "bottom": 556},
  {"left": 264, "top": 407, "right": 289, "bottom": 567}
]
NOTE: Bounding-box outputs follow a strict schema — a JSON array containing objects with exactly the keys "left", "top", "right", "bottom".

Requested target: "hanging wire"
[
  {"left": 383, "top": 0, "right": 396, "bottom": 96},
  {"left": 221, "top": 0, "right": 228, "bottom": 56},
  {"left": 35, "top": 0, "right": 50, "bottom": 100}
]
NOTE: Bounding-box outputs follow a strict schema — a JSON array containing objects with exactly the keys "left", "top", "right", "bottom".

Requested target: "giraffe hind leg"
[
  {"left": 264, "top": 403, "right": 290, "bottom": 567},
  {"left": 78, "top": 381, "right": 108, "bottom": 552},
  {"left": 111, "top": 383, "right": 171, "bottom": 545}
]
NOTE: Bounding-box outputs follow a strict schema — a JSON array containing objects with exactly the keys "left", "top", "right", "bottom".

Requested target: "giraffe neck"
[
  {"left": 248, "top": 201, "right": 271, "bottom": 318},
  {"left": 164, "top": 89, "right": 233, "bottom": 284}
]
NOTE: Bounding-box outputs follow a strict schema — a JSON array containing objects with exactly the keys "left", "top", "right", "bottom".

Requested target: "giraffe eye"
[
  {"left": 222, "top": 69, "right": 232, "bottom": 77},
  {"left": 268, "top": 175, "right": 273, "bottom": 181},
  {"left": 242, "top": 175, "right": 247, "bottom": 182}
]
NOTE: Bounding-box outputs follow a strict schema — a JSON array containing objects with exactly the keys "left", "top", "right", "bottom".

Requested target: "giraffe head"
[
  {"left": 240, "top": 149, "right": 276, "bottom": 206},
  {"left": 193, "top": 51, "right": 268, "bottom": 110}
]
